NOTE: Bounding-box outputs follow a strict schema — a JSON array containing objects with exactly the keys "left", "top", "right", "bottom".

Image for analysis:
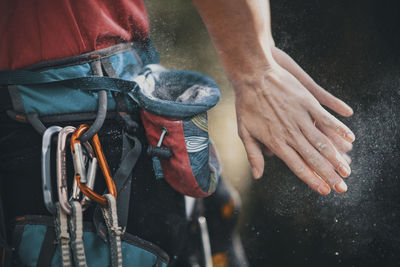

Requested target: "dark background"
[{"left": 146, "top": 0, "right": 400, "bottom": 266}]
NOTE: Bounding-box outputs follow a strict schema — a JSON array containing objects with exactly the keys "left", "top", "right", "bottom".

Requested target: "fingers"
[
  {"left": 272, "top": 47, "right": 353, "bottom": 117},
  {"left": 342, "top": 153, "right": 352, "bottom": 164},
  {"left": 309, "top": 104, "right": 355, "bottom": 143},
  {"left": 317, "top": 123, "right": 353, "bottom": 153},
  {"left": 241, "top": 131, "right": 265, "bottom": 179},
  {"left": 314, "top": 90, "right": 354, "bottom": 118},
  {"left": 273, "top": 143, "right": 331, "bottom": 195},
  {"left": 286, "top": 133, "right": 348, "bottom": 194},
  {"left": 300, "top": 120, "right": 351, "bottom": 178}
]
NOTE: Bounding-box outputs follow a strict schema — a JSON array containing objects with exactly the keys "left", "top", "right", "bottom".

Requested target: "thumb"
[{"left": 241, "top": 134, "right": 265, "bottom": 179}]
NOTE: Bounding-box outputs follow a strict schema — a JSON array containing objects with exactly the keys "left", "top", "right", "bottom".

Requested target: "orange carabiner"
[{"left": 71, "top": 124, "right": 117, "bottom": 207}]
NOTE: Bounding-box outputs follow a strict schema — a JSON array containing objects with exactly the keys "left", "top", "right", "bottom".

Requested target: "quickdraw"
[
  {"left": 57, "top": 126, "right": 97, "bottom": 214},
  {"left": 42, "top": 127, "right": 73, "bottom": 266},
  {"left": 71, "top": 124, "right": 117, "bottom": 207}
]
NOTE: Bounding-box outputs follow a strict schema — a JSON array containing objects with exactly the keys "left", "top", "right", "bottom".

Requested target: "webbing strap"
[
  {"left": 93, "top": 128, "right": 141, "bottom": 241},
  {"left": 27, "top": 113, "right": 47, "bottom": 135},
  {"left": 69, "top": 201, "right": 87, "bottom": 267},
  {"left": 114, "top": 134, "right": 142, "bottom": 228},
  {"left": 55, "top": 203, "right": 72, "bottom": 267},
  {"left": 101, "top": 194, "right": 123, "bottom": 267},
  {"left": 7, "top": 85, "right": 24, "bottom": 114},
  {"left": 101, "top": 57, "right": 130, "bottom": 113},
  {"left": 0, "top": 71, "right": 137, "bottom": 93}
]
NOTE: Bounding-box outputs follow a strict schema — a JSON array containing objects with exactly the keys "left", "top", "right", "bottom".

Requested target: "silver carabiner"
[
  {"left": 41, "top": 126, "right": 62, "bottom": 215},
  {"left": 57, "top": 126, "right": 98, "bottom": 214},
  {"left": 79, "top": 150, "right": 98, "bottom": 208},
  {"left": 71, "top": 141, "right": 98, "bottom": 208},
  {"left": 57, "top": 126, "right": 76, "bottom": 215},
  {"left": 70, "top": 140, "right": 98, "bottom": 207},
  {"left": 71, "top": 136, "right": 87, "bottom": 184}
]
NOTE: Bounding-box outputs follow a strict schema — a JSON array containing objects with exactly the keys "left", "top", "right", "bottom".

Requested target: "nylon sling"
[
  {"left": 101, "top": 194, "right": 123, "bottom": 267},
  {"left": 69, "top": 201, "right": 87, "bottom": 267},
  {"left": 55, "top": 203, "right": 72, "bottom": 267}
]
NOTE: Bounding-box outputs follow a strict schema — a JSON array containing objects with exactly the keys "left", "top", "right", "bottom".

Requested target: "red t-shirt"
[{"left": 0, "top": 0, "right": 149, "bottom": 70}]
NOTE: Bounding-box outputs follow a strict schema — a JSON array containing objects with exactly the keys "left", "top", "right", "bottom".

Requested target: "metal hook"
[
  {"left": 57, "top": 126, "right": 99, "bottom": 214},
  {"left": 57, "top": 126, "right": 76, "bottom": 215},
  {"left": 41, "top": 125, "right": 62, "bottom": 215},
  {"left": 72, "top": 124, "right": 117, "bottom": 207},
  {"left": 71, "top": 139, "right": 98, "bottom": 208}
]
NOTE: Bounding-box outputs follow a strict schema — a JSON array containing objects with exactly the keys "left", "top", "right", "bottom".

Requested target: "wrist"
[
  {"left": 228, "top": 57, "right": 280, "bottom": 96},
  {"left": 222, "top": 41, "right": 276, "bottom": 88}
]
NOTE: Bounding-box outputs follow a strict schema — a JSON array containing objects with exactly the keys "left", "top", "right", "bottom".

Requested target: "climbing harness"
[{"left": 1, "top": 41, "right": 225, "bottom": 266}]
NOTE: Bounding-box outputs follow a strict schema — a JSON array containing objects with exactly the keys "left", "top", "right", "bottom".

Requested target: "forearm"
[
  {"left": 193, "top": 0, "right": 354, "bottom": 194},
  {"left": 192, "top": 0, "right": 275, "bottom": 86}
]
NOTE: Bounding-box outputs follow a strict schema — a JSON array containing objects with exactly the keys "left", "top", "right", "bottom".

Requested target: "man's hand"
[
  {"left": 193, "top": 0, "right": 355, "bottom": 195},
  {"left": 261, "top": 47, "right": 354, "bottom": 159},
  {"left": 235, "top": 57, "right": 354, "bottom": 195}
]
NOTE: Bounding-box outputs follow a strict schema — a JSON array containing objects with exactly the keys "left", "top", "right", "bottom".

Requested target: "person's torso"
[{"left": 0, "top": 0, "right": 149, "bottom": 70}]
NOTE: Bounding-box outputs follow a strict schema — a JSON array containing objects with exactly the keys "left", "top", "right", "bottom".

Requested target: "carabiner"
[
  {"left": 57, "top": 126, "right": 98, "bottom": 214},
  {"left": 71, "top": 130, "right": 87, "bottom": 184},
  {"left": 71, "top": 124, "right": 117, "bottom": 207},
  {"left": 79, "top": 154, "right": 98, "bottom": 208},
  {"left": 41, "top": 125, "right": 62, "bottom": 215},
  {"left": 71, "top": 140, "right": 98, "bottom": 208},
  {"left": 56, "top": 126, "right": 76, "bottom": 215}
]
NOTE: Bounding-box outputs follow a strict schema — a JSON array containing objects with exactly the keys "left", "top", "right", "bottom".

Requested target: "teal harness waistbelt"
[
  {"left": 1, "top": 42, "right": 154, "bottom": 122},
  {"left": 0, "top": 41, "right": 220, "bottom": 130}
]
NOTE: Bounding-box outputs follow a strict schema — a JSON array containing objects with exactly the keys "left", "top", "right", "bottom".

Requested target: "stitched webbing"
[
  {"left": 93, "top": 130, "right": 141, "bottom": 245},
  {"left": 69, "top": 201, "right": 87, "bottom": 267},
  {"left": 55, "top": 203, "right": 72, "bottom": 267},
  {"left": 101, "top": 194, "right": 123, "bottom": 267}
]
